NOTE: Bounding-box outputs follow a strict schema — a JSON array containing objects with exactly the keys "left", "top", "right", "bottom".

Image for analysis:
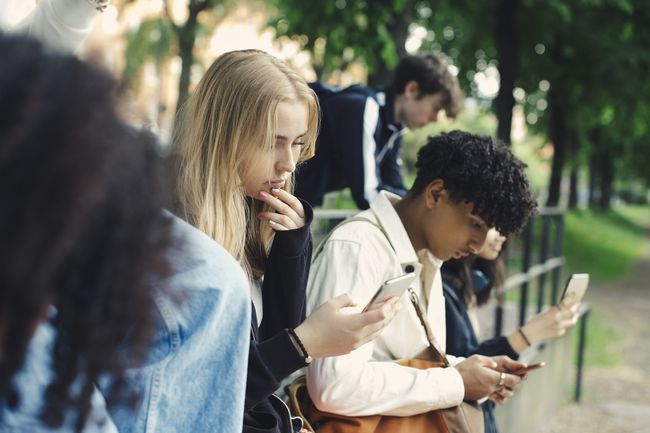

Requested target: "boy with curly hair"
[{"left": 303, "top": 130, "right": 538, "bottom": 419}]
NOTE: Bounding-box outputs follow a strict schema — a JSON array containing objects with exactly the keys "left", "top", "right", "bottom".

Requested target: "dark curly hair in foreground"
[
  {"left": 0, "top": 34, "right": 171, "bottom": 431},
  {"left": 410, "top": 130, "right": 538, "bottom": 236}
]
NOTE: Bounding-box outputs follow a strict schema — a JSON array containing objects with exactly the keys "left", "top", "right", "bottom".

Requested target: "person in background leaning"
[{"left": 295, "top": 53, "right": 463, "bottom": 209}]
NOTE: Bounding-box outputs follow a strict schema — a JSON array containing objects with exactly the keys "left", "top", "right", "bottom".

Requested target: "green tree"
[
  {"left": 422, "top": 0, "right": 650, "bottom": 207},
  {"left": 122, "top": 0, "right": 230, "bottom": 117},
  {"left": 269, "top": 0, "right": 415, "bottom": 85}
]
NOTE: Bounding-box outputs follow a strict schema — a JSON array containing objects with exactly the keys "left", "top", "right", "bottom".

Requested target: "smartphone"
[
  {"left": 561, "top": 273, "right": 590, "bottom": 303},
  {"left": 362, "top": 273, "right": 417, "bottom": 312},
  {"left": 508, "top": 361, "right": 546, "bottom": 375}
]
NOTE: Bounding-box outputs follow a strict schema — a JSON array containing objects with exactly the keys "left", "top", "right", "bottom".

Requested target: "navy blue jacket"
[
  {"left": 295, "top": 83, "right": 406, "bottom": 210},
  {"left": 442, "top": 271, "right": 518, "bottom": 433},
  {"left": 244, "top": 201, "right": 313, "bottom": 433}
]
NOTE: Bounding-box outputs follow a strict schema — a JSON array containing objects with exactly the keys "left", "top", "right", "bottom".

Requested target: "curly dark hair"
[
  {"left": 410, "top": 130, "right": 538, "bottom": 236},
  {"left": 391, "top": 54, "right": 464, "bottom": 117},
  {"left": 0, "top": 34, "right": 171, "bottom": 431}
]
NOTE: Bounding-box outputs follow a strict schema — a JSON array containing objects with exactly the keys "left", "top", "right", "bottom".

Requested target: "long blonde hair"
[{"left": 175, "top": 49, "right": 318, "bottom": 280}]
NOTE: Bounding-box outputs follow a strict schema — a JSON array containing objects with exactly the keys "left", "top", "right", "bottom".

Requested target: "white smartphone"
[
  {"left": 561, "top": 273, "right": 590, "bottom": 303},
  {"left": 362, "top": 273, "right": 417, "bottom": 312}
]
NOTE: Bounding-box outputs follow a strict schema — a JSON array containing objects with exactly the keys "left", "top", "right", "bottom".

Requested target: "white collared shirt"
[{"left": 305, "top": 191, "right": 465, "bottom": 416}]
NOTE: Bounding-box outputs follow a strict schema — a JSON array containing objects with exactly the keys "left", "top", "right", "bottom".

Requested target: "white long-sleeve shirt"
[
  {"left": 305, "top": 191, "right": 465, "bottom": 417},
  {"left": 0, "top": 0, "right": 100, "bottom": 53}
]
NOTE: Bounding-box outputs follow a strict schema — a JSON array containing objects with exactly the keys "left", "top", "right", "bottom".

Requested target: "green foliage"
[
  {"left": 268, "top": 0, "right": 412, "bottom": 80},
  {"left": 123, "top": 18, "right": 175, "bottom": 87},
  {"left": 425, "top": 0, "right": 649, "bottom": 193},
  {"left": 563, "top": 206, "right": 649, "bottom": 280},
  {"left": 122, "top": 0, "right": 232, "bottom": 112}
]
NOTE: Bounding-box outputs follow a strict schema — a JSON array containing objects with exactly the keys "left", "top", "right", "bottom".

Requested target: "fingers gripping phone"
[
  {"left": 362, "top": 273, "right": 417, "bottom": 312},
  {"left": 509, "top": 361, "right": 546, "bottom": 375},
  {"left": 561, "top": 273, "right": 590, "bottom": 303}
]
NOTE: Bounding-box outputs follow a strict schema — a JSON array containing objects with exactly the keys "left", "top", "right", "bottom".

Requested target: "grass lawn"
[
  {"left": 565, "top": 205, "right": 649, "bottom": 367},
  {"left": 563, "top": 205, "right": 649, "bottom": 281}
]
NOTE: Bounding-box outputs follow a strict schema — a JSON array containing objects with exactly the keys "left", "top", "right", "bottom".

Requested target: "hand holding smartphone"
[
  {"left": 561, "top": 273, "right": 590, "bottom": 303},
  {"left": 362, "top": 273, "right": 417, "bottom": 312},
  {"left": 508, "top": 361, "right": 546, "bottom": 376}
]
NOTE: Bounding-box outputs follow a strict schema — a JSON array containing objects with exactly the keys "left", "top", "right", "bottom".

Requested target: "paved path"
[{"left": 540, "top": 230, "right": 650, "bottom": 433}]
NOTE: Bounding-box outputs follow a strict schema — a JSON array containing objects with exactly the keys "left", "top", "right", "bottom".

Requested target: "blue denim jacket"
[
  {"left": 0, "top": 316, "right": 119, "bottom": 433},
  {"left": 104, "top": 213, "right": 251, "bottom": 433},
  {"left": 1, "top": 214, "right": 250, "bottom": 433}
]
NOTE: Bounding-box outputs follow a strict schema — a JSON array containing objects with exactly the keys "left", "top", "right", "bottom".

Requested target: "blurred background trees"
[{"left": 87, "top": 0, "right": 649, "bottom": 209}]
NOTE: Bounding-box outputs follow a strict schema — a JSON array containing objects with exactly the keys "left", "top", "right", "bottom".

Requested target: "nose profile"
[{"left": 277, "top": 146, "right": 296, "bottom": 173}]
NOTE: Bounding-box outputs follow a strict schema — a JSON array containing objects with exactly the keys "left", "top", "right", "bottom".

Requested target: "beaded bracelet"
[{"left": 287, "top": 328, "right": 313, "bottom": 364}]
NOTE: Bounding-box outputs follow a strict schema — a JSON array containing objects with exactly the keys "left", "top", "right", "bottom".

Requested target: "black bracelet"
[
  {"left": 518, "top": 328, "right": 532, "bottom": 347},
  {"left": 287, "top": 328, "right": 313, "bottom": 364}
]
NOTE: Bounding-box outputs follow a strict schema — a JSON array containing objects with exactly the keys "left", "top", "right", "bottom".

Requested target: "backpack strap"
[
  {"left": 312, "top": 216, "right": 395, "bottom": 262},
  {"left": 312, "top": 214, "right": 449, "bottom": 364}
]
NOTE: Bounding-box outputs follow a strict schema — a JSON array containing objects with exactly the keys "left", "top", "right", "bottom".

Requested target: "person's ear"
[
  {"left": 425, "top": 179, "right": 446, "bottom": 208},
  {"left": 404, "top": 80, "right": 420, "bottom": 98}
]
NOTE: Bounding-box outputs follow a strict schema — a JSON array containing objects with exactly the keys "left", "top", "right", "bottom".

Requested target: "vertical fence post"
[
  {"left": 575, "top": 306, "right": 590, "bottom": 402},
  {"left": 551, "top": 214, "right": 565, "bottom": 303},
  {"left": 537, "top": 215, "right": 550, "bottom": 312},
  {"left": 519, "top": 221, "right": 533, "bottom": 326}
]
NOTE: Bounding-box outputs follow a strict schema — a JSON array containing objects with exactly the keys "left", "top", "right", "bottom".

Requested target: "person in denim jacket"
[
  {"left": 104, "top": 213, "right": 251, "bottom": 433},
  {"left": 173, "top": 50, "right": 402, "bottom": 433},
  {"left": 0, "top": 34, "right": 171, "bottom": 432}
]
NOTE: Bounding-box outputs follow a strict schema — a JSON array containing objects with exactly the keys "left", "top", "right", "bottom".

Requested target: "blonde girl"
[{"left": 175, "top": 50, "right": 400, "bottom": 433}]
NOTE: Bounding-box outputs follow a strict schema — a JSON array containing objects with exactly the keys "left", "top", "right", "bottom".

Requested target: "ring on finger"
[{"left": 497, "top": 371, "right": 506, "bottom": 387}]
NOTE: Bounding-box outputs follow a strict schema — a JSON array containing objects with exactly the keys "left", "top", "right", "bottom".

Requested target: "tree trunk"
[
  {"left": 547, "top": 91, "right": 566, "bottom": 207},
  {"left": 588, "top": 153, "right": 598, "bottom": 208},
  {"left": 368, "top": 62, "right": 392, "bottom": 88},
  {"left": 174, "top": 9, "right": 200, "bottom": 116},
  {"left": 494, "top": 0, "right": 518, "bottom": 146},
  {"left": 568, "top": 130, "right": 579, "bottom": 209},
  {"left": 568, "top": 165, "right": 578, "bottom": 209},
  {"left": 599, "top": 150, "right": 614, "bottom": 209},
  {"left": 587, "top": 129, "right": 601, "bottom": 208},
  {"left": 368, "top": 0, "right": 412, "bottom": 87}
]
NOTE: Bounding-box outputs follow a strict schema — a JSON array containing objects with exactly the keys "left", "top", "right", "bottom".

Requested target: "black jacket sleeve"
[
  {"left": 244, "top": 200, "right": 314, "bottom": 411},
  {"left": 379, "top": 139, "right": 407, "bottom": 197},
  {"left": 443, "top": 282, "right": 519, "bottom": 360},
  {"left": 331, "top": 94, "right": 374, "bottom": 210}
]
